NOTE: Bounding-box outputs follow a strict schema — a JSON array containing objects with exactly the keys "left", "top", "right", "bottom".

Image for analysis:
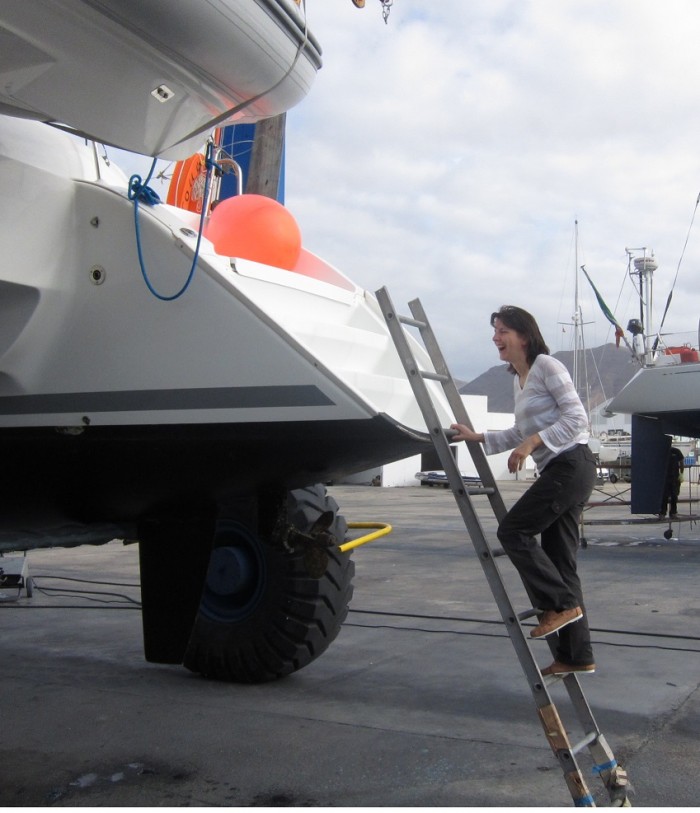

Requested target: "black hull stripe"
[{"left": 0, "top": 385, "right": 335, "bottom": 415}]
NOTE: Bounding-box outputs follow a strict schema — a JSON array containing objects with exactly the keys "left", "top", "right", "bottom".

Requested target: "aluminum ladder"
[{"left": 376, "top": 286, "right": 631, "bottom": 807}]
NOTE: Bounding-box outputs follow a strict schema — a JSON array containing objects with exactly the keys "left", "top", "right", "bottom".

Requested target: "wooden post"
[{"left": 245, "top": 113, "right": 286, "bottom": 199}]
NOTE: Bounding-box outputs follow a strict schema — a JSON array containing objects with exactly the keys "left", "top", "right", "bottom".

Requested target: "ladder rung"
[
  {"left": 398, "top": 315, "right": 427, "bottom": 329},
  {"left": 542, "top": 672, "right": 566, "bottom": 687},
  {"left": 571, "top": 730, "right": 600, "bottom": 755},
  {"left": 465, "top": 487, "right": 496, "bottom": 496},
  {"left": 490, "top": 545, "right": 507, "bottom": 556},
  {"left": 419, "top": 370, "right": 449, "bottom": 382},
  {"left": 518, "top": 608, "right": 540, "bottom": 621}
]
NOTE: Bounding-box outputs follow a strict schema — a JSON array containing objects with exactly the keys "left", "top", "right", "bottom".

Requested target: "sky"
[
  {"left": 282, "top": 0, "right": 700, "bottom": 382},
  {"left": 126, "top": 0, "right": 700, "bottom": 383}
]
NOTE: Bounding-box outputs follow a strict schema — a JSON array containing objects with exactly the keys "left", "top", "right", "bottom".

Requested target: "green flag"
[{"left": 581, "top": 265, "right": 627, "bottom": 348}]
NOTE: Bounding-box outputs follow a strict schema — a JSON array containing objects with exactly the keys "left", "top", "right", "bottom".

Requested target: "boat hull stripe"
[{"left": 0, "top": 385, "right": 334, "bottom": 415}]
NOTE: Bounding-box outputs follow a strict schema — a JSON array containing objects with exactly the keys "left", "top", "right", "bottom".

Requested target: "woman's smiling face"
[{"left": 492, "top": 317, "right": 528, "bottom": 367}]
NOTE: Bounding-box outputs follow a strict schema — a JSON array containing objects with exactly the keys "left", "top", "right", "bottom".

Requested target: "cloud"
[
  {"left": 108, "top": 0, "right": 700, "bottom": 383},
  {"left": 285, "top": 0, "right": 700, "bottom": 380}
]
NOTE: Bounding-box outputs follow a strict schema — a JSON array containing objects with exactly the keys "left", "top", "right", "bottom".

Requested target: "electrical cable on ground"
[{"left": 4, "top": 580, "right": 700, "bottom": 655}]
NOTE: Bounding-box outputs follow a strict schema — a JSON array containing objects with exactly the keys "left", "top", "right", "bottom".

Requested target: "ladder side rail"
[
  {"left": 559, "top": 681, "right": 628, "bottom": 802},
  {"left": 551, "top": 676, "right": 628, "bottom": 802},
  {"left": 410, "top": 300, "right": 628, "bottom": 803},
  {"left": 377, "top": 287, "right": 559, "bottom": 705},
  {"left": 404, "top": 297, "right": 621, "bottom": 774},
  {"left": 422, "top": 412, "right": 569, "bottom": 706},
  {"left": 376, "top": 286, "right": 608, "bottom": 806},
  {"left": 407, "top": 298, "right": 509, "bottom": 523},
  {"left": 585, "top": 733, "right": 629, "bottom": 804},
  {"left": 405, "top": 296, "right": 565, "bottom": 660}
]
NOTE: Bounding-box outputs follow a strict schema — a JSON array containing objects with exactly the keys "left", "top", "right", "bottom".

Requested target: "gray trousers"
[{"left": 497, "top": 444, "right": 596, "bottom": 665}]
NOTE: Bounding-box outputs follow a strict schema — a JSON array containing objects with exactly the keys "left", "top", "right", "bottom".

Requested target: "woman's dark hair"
[{"left": 491, "top": 306, "right": 549, "bottom": 374}]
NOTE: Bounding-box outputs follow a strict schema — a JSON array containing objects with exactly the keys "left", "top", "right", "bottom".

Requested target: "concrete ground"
[{"left": 1, "top": 480, "right": 699, "bottom": 807}]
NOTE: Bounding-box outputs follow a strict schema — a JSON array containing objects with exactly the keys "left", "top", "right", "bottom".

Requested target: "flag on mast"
[{"left": 580, "top": 265, "right": 627, "bottom": 349}]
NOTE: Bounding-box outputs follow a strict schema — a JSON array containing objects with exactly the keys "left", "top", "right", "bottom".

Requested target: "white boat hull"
[
  {"left": 0, "top": 7, "right": 438, "bottom": 682},
  {"left": 608, "top": 361, "right": 700, "bottom": 415},
  {"left": 607, "top": 361, "right": 700, "bottom": 437},
  {"left": 0, "top": 119, "right": 452, "bottom": 523}
]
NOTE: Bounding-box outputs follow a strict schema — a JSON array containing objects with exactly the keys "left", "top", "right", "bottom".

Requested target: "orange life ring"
[{"left": 166, "top": 153, "right": 208, "bottom": 213}]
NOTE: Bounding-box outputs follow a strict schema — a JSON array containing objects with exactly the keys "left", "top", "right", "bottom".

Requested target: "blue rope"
[
  {"left": 129, "top": 142, "right": 214, "bottom": 301},
  {"left": 128, "top": 168, "right": 161, "bottom": 206},
  {"left": 574, "top": 794, "right": 595, "bottom": 807}
]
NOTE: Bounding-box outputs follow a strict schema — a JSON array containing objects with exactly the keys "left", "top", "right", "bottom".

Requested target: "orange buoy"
[{"left": 204, "top": 193, "right": 302, "bottom": 270}]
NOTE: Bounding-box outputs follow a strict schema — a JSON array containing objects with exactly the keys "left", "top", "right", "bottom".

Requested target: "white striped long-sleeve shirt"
[{"left": 483, "top": 354, "right": 589, "bottom": 471}]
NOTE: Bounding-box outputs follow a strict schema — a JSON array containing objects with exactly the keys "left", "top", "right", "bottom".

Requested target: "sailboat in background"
[
  {"left": 593, "top": 244, "right": 700, "bottom": 512},
  {"left": 606, "top": 248, "right": 700, "bottom": 420}
]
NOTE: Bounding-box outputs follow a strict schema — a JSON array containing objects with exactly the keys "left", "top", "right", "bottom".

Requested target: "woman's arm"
[
  {"left": 450, "top": 423, "right": 484, "bottom": 443},
  {"left": 452, "top": 422, "right": 538, "bottom": 472}
]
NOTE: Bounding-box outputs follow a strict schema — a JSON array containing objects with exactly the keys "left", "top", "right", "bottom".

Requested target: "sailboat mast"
[
  {"left": 571, "top": 220, "right": 594, "bottom": 430},
  {"left": 573, "top": 220, "right": 580, "bottom": 394},
  {"left": 559, "top": 221, "right": 593, "bottom": 424},
  {"left": 625, "top": 246, "right": 658, "bottom": 366}
]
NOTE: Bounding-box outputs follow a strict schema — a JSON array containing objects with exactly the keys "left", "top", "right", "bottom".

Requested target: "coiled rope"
[{"left": 128, "top": 140, "right": 215, "bottom": 301}]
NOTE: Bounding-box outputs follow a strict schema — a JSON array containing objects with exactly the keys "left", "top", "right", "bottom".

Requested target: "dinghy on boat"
[{"left": 0, "top": 0, "right": 322, "bottom": 158}]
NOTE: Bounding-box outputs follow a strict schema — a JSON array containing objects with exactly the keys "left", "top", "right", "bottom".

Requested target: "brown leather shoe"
[
  {"left": 541, "top": 660, "right": 596, "bottom": 676},
  {"left": 530, "top": 606, "right": 583, "bottom": 638}
]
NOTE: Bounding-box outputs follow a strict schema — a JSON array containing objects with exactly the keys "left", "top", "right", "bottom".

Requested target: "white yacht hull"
[
  {"left": 0, "top": 118, "right": 451, "bottom": 523},
  {"left": 608, "top": 362, "right": 700, "bottom": 431},
  {"left": 0, "top": 7, "right": 438, "bottom": 682}
]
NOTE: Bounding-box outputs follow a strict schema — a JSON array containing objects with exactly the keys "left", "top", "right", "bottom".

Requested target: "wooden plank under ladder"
[{"left": 375, "top": 286, "right": 631, "bottom": 808}]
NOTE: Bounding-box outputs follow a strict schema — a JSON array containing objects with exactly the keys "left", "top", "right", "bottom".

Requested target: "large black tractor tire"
[{"left": 182, "top": 485, "right": 354, "bottom": 683}]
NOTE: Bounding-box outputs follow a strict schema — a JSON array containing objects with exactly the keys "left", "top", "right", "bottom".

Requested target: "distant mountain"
[{"left": 459, "top": 343, "right": 638, "bottom": 413}]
